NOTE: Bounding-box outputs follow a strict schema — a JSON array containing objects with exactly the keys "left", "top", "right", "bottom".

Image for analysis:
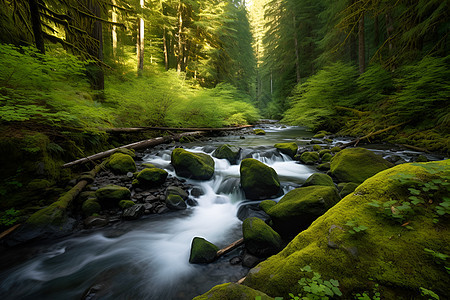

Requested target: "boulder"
[
  {"left": 240, "top": 158, "right": 281, "bottom": 200},
  {"left": 243, "top": 217, "right": 282, "bottom": 257},
  {"left": 119, "top": 200, "right": 135, "bottom": 209},
  {"left": 317, "top": 162, "right": 331, "bottom": 171},
  {"left": 274, "top": 142, "right": 298, "bottom": 159},
  {"left": 166, "top": 185, "right": 189, "bottom": 200},
  {"left": 319, "top": 149, "right": 331, "bottom": 157},
  {"left": 242, "top": 160, "right": 450, "bottom": 299},
  {"left": 339, "top": 182, "right": 359, "bottom": 198},
  {"left": 259, "top": 200, "right": 277, "bottom": 213},
  {"left": 302, "top": 173, "right": 335, "bottom": 188},
  {"left": 267, "top": 186, "right": 340, "bottom": 237},
  {"left": 312, "top": 145, "right": 322, "bottom": 151},
  {"left": 237, "top": 205, "right": 271, "bottom": 223},
  {"left": 254, "top": 129, "right": 266, "bottom": 135},
  {"left": 165, "top": 194, "right": 187, "bottom": 210},
  {"left": 107, "top": 153, "right": 136, "bottom": 174},
  {"left": 95, "top": 185, "right": 131, "bottom": 208},
  {"left": 189, "top": 237, "right": 219, "bottom": 264},
  {"left": 82, "top": 199, "right": 101, "bottom": 216},
  {"left": 321, "top": 152, "right": 333, "bottom": 162},
  {"left": 213, "top": 144, "right": 241, "bottom": 164},
  {"left": 193, "top": 283, "right": 274, "bottom": 300},
  {"left": 330, "top": 148, "right": 393, "bottom": 183},
  {"left": 300, "top": 152, "right": 320, "bottom": 164},
  {"left": 135, "top": 168, "right": 168, "bottom": 187},
  {"left": 122, "top": 204, "right": 145, "bottom": 220},
  {"left": 113, "top": 148, "right": 136, "bottom": 158},
  {"left": 171, "top": 148, "right": 215, "bottom": 180}
]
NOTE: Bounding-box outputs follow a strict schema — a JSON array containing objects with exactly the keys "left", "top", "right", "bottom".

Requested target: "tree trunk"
[
  {"left": 374, "top": 14, "right": 379, "bottom": 47},
  {"left": 177, "top": 1, "right": 183, "bottom": 73},
  {"left": 88, "top": 1, "right": 104, "bottom": 90},
  {"left": 163, "top": 26, "right": 169, "bottom": 70},
  {"left": 358, "top": 12, "right": 365, "bottom": 74},
  {"left": 293, "top": 15, "right": 301, "bottom": 84},
  {"left": 28, "top": 0, "right": 45, "bottom": 54},
  {"left": 385, "top": 12, "right": 394, "bottom": 53},
  {"left": 137, "top": 0, "right": 144, "bottom": 73},
  {"left": 112, "top": 0, "right": 118, "bottom": 58}
]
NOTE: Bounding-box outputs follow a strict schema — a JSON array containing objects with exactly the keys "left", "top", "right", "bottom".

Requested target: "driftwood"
[
  {"left": 102, "top": 125, "right": 254, "bottom": 133},
  {"left": 341, "top": 123, "right": 406, "bottom": 149},
  {"left": 399, "top": 144, "right": 430, "bottom": 153},
  {"left": 216, "top": 238, "right": 244, "bottom": 258},
  {"left": 63, "top": 131, "right": 205, "bottom": 168},
  {"left": 0, "top": 224, "right": 21, "bottom": 240}
]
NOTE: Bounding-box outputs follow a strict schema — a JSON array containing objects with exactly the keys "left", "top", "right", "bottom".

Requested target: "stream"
[{"left": 0, "top": 125, "right": 442, "bottom": 300}]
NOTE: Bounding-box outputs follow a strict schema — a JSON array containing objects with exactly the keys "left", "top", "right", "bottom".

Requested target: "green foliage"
[
  {"left": 289, "top": 265, "right": 342, "bottom": 300},
  {"left": 367, "top": 199, "right": 413, "bottom": 224},
  {"left": 344, "top": 219, "right": 368, "bottom": 235},
  {"left": 420, "top": 287, "right": 441, "bottom": 300},
  {"left": 0, "top": 208, "right": 20, "bottom": 227},
  {"left": 354, "top": 283, "right": 381, "bottom": 300}
]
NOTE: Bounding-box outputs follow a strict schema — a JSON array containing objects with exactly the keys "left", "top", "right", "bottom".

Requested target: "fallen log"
[
  {"left": 399, "top": 144, "right": 430, "bottom": 153},
  {"left": 341, "top": 123, "right": 406, "bottom": 149},
  {"left": 102, "top": 125, "right": 254, "bottom": 133},
  {"left": 216, "top": 238, "right": 244, "bottom": 258},
  {"left": 0, "top": 224, "right": 21, "bottom": 240},
  {"left": 63, "top": 130, "right": 206, "bottom": 168}
]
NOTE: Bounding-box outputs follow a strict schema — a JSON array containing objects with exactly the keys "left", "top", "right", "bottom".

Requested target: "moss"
[
  {"left": 166, "top": 186, "right": 188, "bottom": 200},
  {"left": 300, "top": 152, "right": 320, "bottom": 165},
  {"left": 319, "top": 149, "right": 331, "bottom": 157},
  {"left": 106, "top": 153, "right": 136, "bottom": 174},
  {"left": 26, "top": 179, "right": 52, "bottom": 190},
  {"left": 189, "top": 237, "right": 219, "bottom": 264},
  {"left": 165, "top": 194, "right": 187, "bottom": 210},
  {"left": 95, "top": 185, "right": 131, "bottom": 208},
  {"left": 142, "top": 163, "right": 156, "bottom": 168},
  {"left": 193, "top": 283, "right": 274, "bottom": 300},
  {"left": 267, "top": 186, "right": 340, "bottom": 237},
  {"left": 415, "top": 154, "right": 428, "bottom": 162},
  {"left": 243, "top": 217, "right": 282, "bottom": 257},
  {"left": 240, "top": 158, "right": 280, "bottom": 200},
  {"left": 113, "top": 148, "right": 136, "bottom": 158},
  {"left": 254, "top": 129, "right": 266, "bottom": 135},
  {"left": 118, "top": 200, "right": 135, "bottom": 209},
  {"left": 302, "top": 173, "right": 335, "bottom": 187},
  {"left": 274, "top": 142, "right": 298, "bottom": 159},
  {"left": 259, "top": 200, "right": 277, "bottom": 213},
  {"left": 136, "top": 168, "right": 168, "bottom": 187},
  {"left": 243, "top": 160, "right": 450, "bottom": 299},
  {"left": 317, "top": 162, "right": 331, "bottom": 171},
  {"left": 171, "top": 148, "right": 215, "bottom": 180},
  {"left": 321, "top": 152, "right": 333, "bottom": 162},
  {"left": 330, "top": 148, "right": 393, "bottom": 183},
  {"left": 313, "top": 133, "right": 326, "bottom": 139},
  {"left": 339, "top": 182, "right": 359, "bottom": 198},
  {"left": 82, "top": 199, "right": 101, "bottom": 216},
  {"left": 313, "top": 145, "right": 322, "bottom": 151},
  {"left": 331, "top": 146, "right": 341, "bottom": 153},
  {"left": 213, "top": 144, "right": 241, "bottom": 164}
]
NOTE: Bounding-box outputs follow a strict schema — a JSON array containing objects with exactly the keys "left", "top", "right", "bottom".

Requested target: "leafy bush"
[
  {"left": 289, "top": 265, "right": 342, "bottom": 300},
  {"left": 0, "top": 208, "right": 20, "bottom": 227}
]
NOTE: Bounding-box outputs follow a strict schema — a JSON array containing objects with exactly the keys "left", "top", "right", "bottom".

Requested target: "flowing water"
[{"left": 0, "top": 125, "right": 442, "bottom": 299}]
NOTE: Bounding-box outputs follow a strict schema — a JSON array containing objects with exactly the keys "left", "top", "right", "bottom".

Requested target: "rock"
[
  {"left": 385, "top": 155, "right": 407, "bottom": 165},
  {"left": 300, "top": 152, "right": 320, "bottom": 164},
  {"left": 259, "top": 200, "right": 277, "bottom": 213},
  {"left": 317, "top": 162, "right": 331, "bottom": 171},
  {"left": 126, "top": 172, "right": 134, "bottom": 178},
  {"left": 242, "top": 253, "right": 261, "bottom": 268},
  {"left": 302, "top": 173, "right": 335, "bottom": 187},
  {"left": 312, "top": 144, "right": 322, "bottom": 151},
  {"left": 114, "top": 148, "right": 136, "bottom": 158},
  {"left": 166, "top": 185, "right": 189, "bottom": 200},
  {"left": 267, "top": 186, "right": 340, "bottom": 237},
  {"left": 313, "top": 133, "right": 326, "bottom": 139},
  {"left": 237, "top": 205, "right": 271, "bottom": 223},
  {"left": 241, "top": 160, "right": 450, "bottom": 299},
  {"left": 243, "top": 217, "right": 282, "bottom": 257},
  {"left": 339, "top": 182, "right": 359, "bottom": 198},
  {"left": 142, "top": 163, "right": 156, "bottom": 168},
  {"left": 415, "top": 154, "right": 429, "bottom": 162},
  {"left": 331, "top": 146, "right": 341, "bottom": 153},
  {"left": 274, "top": 142, "right": 298, "bottom": 158},
  {"left": 319, "top": 149, "right": 331, "bottom": 157},
  {"left": 190, "top": 186, "right": 204, "bottom": 197},
  {"left": 330, "top": 148, "right": 393, "bottom": 183},
  {"left": 240, "top": 158, "right": 281, "bottom": 200},
  {"left": 189, "top": 237, "right": 219, "bottom": 264},
  {"left": 95, "top": 185, "right": 131, "bottom": 208},
  {"left": 77, "top": 191, "right": 96, "bottom": 204},
  {"left": 171, "top": 148, "right": 215, "bottom": 180},
  {"left": 82, "top": 199, "right": 101, "bottom": 216},
  {"left": 77, "top": 173, "right": 95, "bottom": 184},
  {"left": 192, "top": 283, "right": 273, "bottom": 300},
  {"left": 118, "top": 200, "right": 135, "bottom": 209},
  {"left": 165, "top": 194, "right": 187, "bottom": 210},
  {"left": 321, "top": 152, "right": 333, "bottom": 162},
  {"left": 106, "top": 153, "right": 136, "bottom": 174},
  {"left": 122, "top": 204, "right": 145, "bottom": 220},
  {"left": 213, "top": 144, "right": 241, "bottom": 164},
  {"left": 84, "top": 215, "right": 108, "bottom": 228},
  {"left": 135, "top": 168, "right": 168, "bottom": 187},
  {"left": 229, "top": 256, "right": 242, "bottom": 265},
  {"left": 254, "top": 129, "right": 266, "bottom": 135}
]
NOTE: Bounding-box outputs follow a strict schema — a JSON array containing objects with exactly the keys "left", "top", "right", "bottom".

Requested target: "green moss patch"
[
  {"left": 243, "top": 217, "right": 282, "bottom": 257},
  {"left": 300, "top": 152, "right": 320, "bottom": 165},
  {"left": 259, "top": 200, "right": 277, "bottom": 213},
  {"left": 189, "top": 237, "right": 219, "bottom": 264},
  {"left": 302, "top": 173, "right": 335, "bottom": 188},
  {"left": 213, "top": 144, "right": 241, "bottom": 164},
  {"left": 95, "top": 185, "right": 131, "bottom": 208},
  {"left": 193, "top": 283, "right": 274, "bottom": 300},
  {"left": 135, "top": 168, "right": 168, "bottom": 187},
  {"left": 171, "top": 148, "right": 215, "bottom": 180},
  {"left": 106, "top": 153, "right": 136, "bottom": 174},
  {"left": 274, "top": 142, "right": 298, "bottom": 159},
  {"left": 240, "top": 158, "right": 280, "bottom": 200}
]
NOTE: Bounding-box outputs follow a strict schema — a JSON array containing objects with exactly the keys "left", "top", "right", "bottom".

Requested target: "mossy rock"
[
  {"left": 82, "top": 199, "right": 101, "bottom": 216},
  {"left": 267, "top": 186, "right": 340, "bottom": 237},
  {"left": 243, "top": 160, "right": 450, "bottom": 299},
  {"left": 330, "top": 148, "right": 393, "bottom": 183},
  {"left": 136, "top": 168, "right": 168, "bottom": 187},
  {"left": 331, "top": 146, "right": 341, "bottom": 153},
  {"left": 339, "top": 182, "right": 359, "bottom": 198},
  {"left": 302, "top": 173, "right": 335, "bottom": 188},
  {"left": 415, "top": 154, "right": 429, "bottom": 162},
  {"left": 274, "top": 142, "right": 298, "bottom": 159},
  {"left": 26, "top": 179, "right": 52, "bottom": 191},
  {"left": 113, "top": 148, "right": 136, "bottom": 158},
  {"left": 259, "top": 200, "right": 277, "bottom": 213},
  {"left": 106, "top": 153, "right": 136, "bottom": 174},
  {"left": 313, "top": 133, "right": 326, "bottom": 139},
  {"left": 213, "top": 144, "right": 241, "bottom": 164},
  {"left": 119, "top": 200, "right": 135, "bottom": 209},
  {"left": 193, "top": 282, "right": 274, "bottom": 300},
  {"left": 171, "top": 148, "right": 215, "bottom": 180},
  {"left": 95, "top": 185, "right": 131, "bottom": 208},
  {"left": 142, "top": 163, "right": 156, "bottom": 168},
  {"left": 254, "top": 129, "right": 266, "bottom": 135},
  {"left": 300, "top": 152, "right": 320, "bottom": 165},
  {"left": 321, "top": 152, "right": 333, "bottom": 162},
  {"left": 319, "top": 149, "right": 331, "bottom": 157},
  {"left": 189, "top": 237, "right": 219, "bottom": 264},
  {"left": 166, "top": 185, "right": 189, "bottom": 200},
  {"left": 243, "top": 217, "right": 282, "bottom": 257},
  {"left": 317, "top": 162, "right": 331, "bottom": 171},
  {"left": 312, "top": 145, "right": 322, "bottom": 151},
  {"left": 240, "top": 158, "right": 280, "bottom": 200},
  {"left": 165, "top": 194, "right": 187, "bottom": 210}
]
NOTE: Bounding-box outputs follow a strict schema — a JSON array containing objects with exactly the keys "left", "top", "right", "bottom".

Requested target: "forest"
[{"left": 0, "top": 0, "right": 449, "bottom": 299}]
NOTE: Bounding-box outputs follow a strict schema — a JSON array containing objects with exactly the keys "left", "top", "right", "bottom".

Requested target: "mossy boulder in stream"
[
  {"left": 259, "top": 200, "right": 277, "bottom": 213},
  {"left": 193, "top": 283, "right": 274, "bottom": 300},
  {"left": 274, "top": 142, "right": 298, "bottom": 158},
  {"left": 240, "top": 158, "right": 281, "bottom": 200},
  {"left": 213, "top": 144, "right": 241, "bottom": 164},
  {"left": 241, "top": 160, "right": 450, "bottom": 299},
  {"left": 330, "top": 147, "right": 393, "bottom": 183},
  {"left": 339, "top": 182, "right": 359, "bottom": 198},
  {"left": 82, "top": 199, "right": 101, "bottom": 216},
  {"left": 267, "top": 186, "right": 340, "bottom": 237},
  {"left": 243, "top": 217, "right": 282, "bottom": 257},
  {"left": 300, "top": 152, "right": 320, "bottom": 165},
  {"left": 302, "top": 173, "right": 335, "bottom": 187},
  {"left": 165, "top": 194, "right": 187, "bottom": 210},
  {"left": 95, "top": 185, "right": 131, "bottom": 208},
  {"left": 106, "top": 153, "right": 136, "bottom": 174},
  {"left": 189, "top": 237, "right": 219, "bottom": 264},
  {"left": 254, "top": 129, "right": 266, "bottom": 135},
  {"left": 171, "top": 148, "right": 215, "bottom": 180},
  {"left": 135, "top": 168, "right": 168, "bottom": 187}
]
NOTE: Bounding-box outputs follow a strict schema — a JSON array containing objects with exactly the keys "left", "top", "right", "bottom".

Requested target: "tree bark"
[
  {"left": 177, "top": 1, "right": 183, "bottom": 72},
  {"left": 293, "top": 15, "right": 301, "bottom": 84},
  {"left": 358, "top": 12, "right": 365, "bottom": 74},
  {"left": 87, "top": 1, "right": 104, "bottom": 90},
  {"left": 137, "top": 0, "right": 144, "bottom": 73},
  {"left": 29, "top": 0, "right": 45, "bottom": 53},
  {"left": 163, "top": 26, "right": 169, "bottom": 70},
  {"left": 111, "top": 0, "right": 118, "bottom": 57},
  {"left": 374, "top": 14, "right": 379, "bottom": 47}
]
